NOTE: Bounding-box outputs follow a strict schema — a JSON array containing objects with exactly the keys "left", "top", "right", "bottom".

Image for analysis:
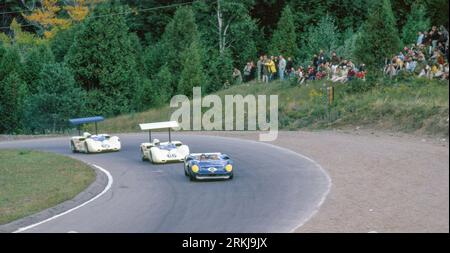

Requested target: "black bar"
[
  {"left": 169, "top": 128, "right": 171, "bottom": 143},
  {"left": 149, "top": 130, "right": 152, "bottom": 143}
]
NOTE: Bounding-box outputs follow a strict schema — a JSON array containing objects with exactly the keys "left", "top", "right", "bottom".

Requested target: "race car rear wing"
[
  {"left": 69, "top": 116, "right": 104, "bottom": 135},
  {"left": 139, "top": 121, "right": 179, "bottom": 143}
]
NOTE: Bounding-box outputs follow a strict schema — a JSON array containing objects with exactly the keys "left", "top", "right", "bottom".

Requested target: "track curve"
[{"left": 0, "top": 133, "right": 330, "bottom": 233}]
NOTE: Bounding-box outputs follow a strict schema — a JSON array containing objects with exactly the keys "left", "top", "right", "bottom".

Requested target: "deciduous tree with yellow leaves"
[{"left": 22, "top": 0, "right": 102, "bottom": 39}]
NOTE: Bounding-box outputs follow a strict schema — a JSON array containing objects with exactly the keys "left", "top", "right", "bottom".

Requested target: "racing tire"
[
  {"left": 84, "top": 143, "right": 90, "bottom": 154},
  {"left": 71, "top": 141, "right": 77, "bottom": 153},
  {"left": 189, "top": 172, "right": 196, "bottom": 182},
  {"left": 229, "top": 174, "right": 234, "bottom": 180},
  {"left": 184, "top": 167, "right": 189, "bottom": 176},
  {"left": 141, "top": 149, "right": 147, "bottom": 161},
  {"left": 149, "top": 150, "right": 154, "bottom": 163}
]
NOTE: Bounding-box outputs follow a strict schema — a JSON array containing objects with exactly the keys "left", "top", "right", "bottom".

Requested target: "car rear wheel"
[
  {"left": 84, "top": 143, "right": 90, "bottom": 154},
  {"left": 71, "top": 141, "right": 77, "bottom": 153}
]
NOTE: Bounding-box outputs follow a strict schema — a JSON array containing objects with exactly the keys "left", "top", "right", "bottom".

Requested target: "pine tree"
[
  {"left": 151, "top": 65, "right": 174, "bottom": 105},
  {"left": 402, "top": 3, "right": 430, "bottom": 46},
  {"left": 50, "top": 24, "right": 80, "bottom": 62},
  {"left": 207, "top": 49, "right": 233, "bottom": 93},
  {"left": 65, "top": 2, "right": 141, "bottom": 116},
  {"left": 0, "top": 72, "right": 27, "bottom": 133},
  {"left": 302, "top": 15, "right": 340, "bottom": 59},
  {"left": 22, "top": 44, "right": 55, "bottom": 94},
  {"left": 178, "top": 41, "right": 206, "bottom": 96},
  {"left": 0, "top": 47, "right": 21, "bottom": 82},
  {"left": 24, "top": 63, "right": 86, "bottom": 133},
  {"left": 270, "top": 5, "right": 298, "bottom": 58},
  {"left": 160, "top": 7, "right": 200, "bottom": 72},
  {"left": 354, "top": 0, "right": 401, "bottom": 69}
]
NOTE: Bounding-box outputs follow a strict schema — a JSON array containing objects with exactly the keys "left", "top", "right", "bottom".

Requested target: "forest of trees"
[{"left": 0, "top": 0, "right": 448, "bottom": 134}]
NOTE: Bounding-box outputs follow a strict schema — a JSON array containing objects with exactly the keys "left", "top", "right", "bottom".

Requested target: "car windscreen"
[{"left": 195, "top": 154, "right": 220, "bottom": 161}]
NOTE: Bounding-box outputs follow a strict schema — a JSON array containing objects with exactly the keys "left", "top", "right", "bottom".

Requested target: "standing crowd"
[
  {"left": 230, "top": 25, "right": 450, "bottom": 87},
  {"left": 231, "top": 50, "right": 367, "bottom": 86},
  {"left": 385, "top": 25, "right": 449, "bottom": 80}
]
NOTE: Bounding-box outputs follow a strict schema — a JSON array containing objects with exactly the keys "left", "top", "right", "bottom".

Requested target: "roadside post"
[{"left": 322, "top": 83, "right": 335, "bottom": 123}]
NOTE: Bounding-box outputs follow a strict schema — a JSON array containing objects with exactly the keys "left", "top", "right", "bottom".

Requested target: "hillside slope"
[{"left": 92, "top": 79, "right": 449, "bottom": 137}]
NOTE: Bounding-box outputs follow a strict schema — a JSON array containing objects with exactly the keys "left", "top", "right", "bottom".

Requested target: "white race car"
[
  {"left": 69, "top": 116, "right": 121, "bottom": 153},
  {"left": 139, "top": 121, "right": 189, "bottom": 164}
]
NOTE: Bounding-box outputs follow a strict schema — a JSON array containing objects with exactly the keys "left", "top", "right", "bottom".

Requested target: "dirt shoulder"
[{"left": 189, "top": 130, "right": 449, "bottom": 233}]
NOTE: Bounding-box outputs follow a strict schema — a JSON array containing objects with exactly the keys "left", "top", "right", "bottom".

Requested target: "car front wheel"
[
  {"left": 189, "top": 171, "right": 196, "bottom": 181},
  {"left": 141, "top": 149, "right": 147, "bottom": 161}
]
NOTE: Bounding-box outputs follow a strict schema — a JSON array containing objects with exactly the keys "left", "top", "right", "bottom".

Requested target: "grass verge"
[
  {"left": 89, "top": 78, "right": 449, "bottom": 137},
  {"left": 0, "top": 149, "right": 95, "bottom": 225}
]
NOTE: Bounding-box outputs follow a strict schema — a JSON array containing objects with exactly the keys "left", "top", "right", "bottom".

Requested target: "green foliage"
[
  {"left": 0, "top": 72, "right": 27, "bottom": 134},
  {"left": 24, "top": 63, "right": 86, "bottom": 133},
  {"left": 22, "top": 44, "right": 55, "bottom": 94},
  {"left": 402, "top": 3, "right": 431, "bottom": 45},
  {"left": 50, "top": 25, "right": 79, "bottom": 62},
  {"left": 0, "top": 47, "right": 21, "bottom": 82},
  {"left": 286, "top": 0, "right": 374, "bottom": 32},
  {"left": 302, "top": 15, "right": 341, "bottom": 60},
  {"left": 425, "top": 0, "right": 449, "bottom": 28},
  {"left": 178, "top": 41, "right": 206, "bottom": 96},
  {"left": 65, "top": 2, "right": 141, "bottom": 116},
  {"left": 123, "top": 0, "right": 188, "bottom": 44},
  {"left": 342, "top": 78, "right": 376, "bottom": 94},
  {"left": 335, "top": 29, "right": 358, "bottom": 60},
  {"left": 160, "top": 6, "right": 200, "bottom": 69},
  {"left": 270, "top": 5, "right": 298, "bottom": 58},
  {"left": 149, "top": 65, "right": 174, "bottom": 106},
  {"left": 354, "top": 0, "right": 401, "bottom": 69},
  {"left": 150, "top": 6, "right": 201, "bottom": 95},
  {"left": 194, "top": 0, "right": 258, "bottom": 68},
  {"left": 207, "top": 49, "right": 234, "bottom": 93}
]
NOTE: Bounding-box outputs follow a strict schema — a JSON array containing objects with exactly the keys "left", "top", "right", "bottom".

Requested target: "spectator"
[
  {"left": 307, "top": 65, "right": 316, "bottom": 81},
  {"left": 267, "top": 56, "right": 277, "bottom": 81},
  {"left": 296, "top": 67, "right": 306, "bottom": 85},
  {"left": 347, "top": 66, "right": 356, "bottom": 81},
  {"left": 286, "top": 57, "right": 294, "bottom": 77},
  {"left": 262, "top": 55, "right": 270, "bottom": 83},
  {"left": 417, "top": 31, "right": 424, "bottom": 45},
  {"left": 318, "top": 49, "right": 326, "bottom": 65},
  {"left": 288, "top": 67, "right": 296, "bottom": 80},
  {"left": 331, "top": 52, "right": 340, "bottom": 73},
  {"left": 278, "top": 55, "right": 287, "bottom": 80},
  {"left": 312, "top": 54, "right": 319, "bottom": 68},
  {"left": 257, "top": 56, "right": 263, "bottom": 82},
  {"left": 232, "top": 68, "right": 242, "bottom": 85},
  {"left": 243, "top": 62, "right": 253, "bottom": 82}
]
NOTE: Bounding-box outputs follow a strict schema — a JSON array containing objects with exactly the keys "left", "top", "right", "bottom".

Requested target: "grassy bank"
[
  {"left": 0, "top": 149, "right": 95, "bottom": 224},
  {"left": 91, "top": 78, "right": 449, "bottom": 137}
]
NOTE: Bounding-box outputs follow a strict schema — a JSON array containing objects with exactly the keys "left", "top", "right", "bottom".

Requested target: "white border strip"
[
  {"left": 13, "top": 164, "right": 113, "bottom": 233},
  {"left": 192, "top": 134, "right": 332, "bottom": 233},
  {"left": 241, "top": 138, "right": 332, "bottom": 233}
]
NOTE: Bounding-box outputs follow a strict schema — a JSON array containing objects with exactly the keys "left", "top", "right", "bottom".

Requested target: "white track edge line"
[{"left": 13, "top": 164, "right": 113, "bottom": 233}]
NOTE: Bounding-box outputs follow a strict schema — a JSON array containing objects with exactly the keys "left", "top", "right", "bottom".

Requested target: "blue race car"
[{"left": 184, "top": 153, "right": 234, "bottom": 181}]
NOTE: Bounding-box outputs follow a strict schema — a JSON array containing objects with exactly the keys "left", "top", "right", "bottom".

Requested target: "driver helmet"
[
  {"left": 153, "top": 139, "right": 160, "bottom": 145},
  {"left": 83, "top": 132, "right": 91, "bottom": 138}
]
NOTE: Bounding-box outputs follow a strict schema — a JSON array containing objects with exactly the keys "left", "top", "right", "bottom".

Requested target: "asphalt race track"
[{"left": 0, "top": 133, "right": 331, "bottom": 233}]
